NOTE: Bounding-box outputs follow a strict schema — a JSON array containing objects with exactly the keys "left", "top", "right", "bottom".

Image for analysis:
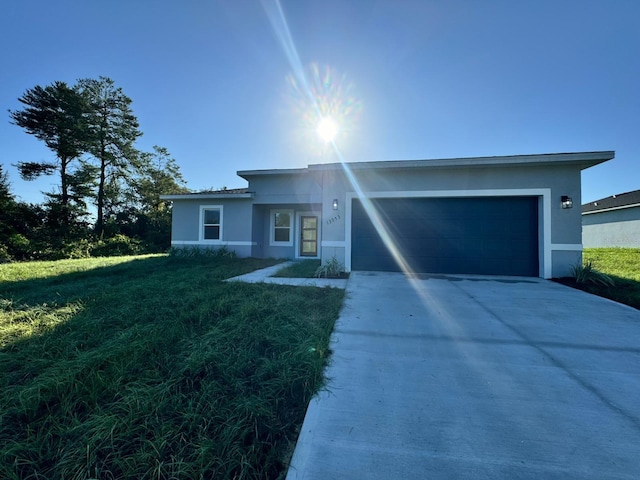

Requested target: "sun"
[{"left": 316, "top": 116, "right": 338, "bottom": 143}]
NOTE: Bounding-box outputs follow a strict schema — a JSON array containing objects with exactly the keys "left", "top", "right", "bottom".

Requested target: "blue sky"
[{"left": 1, "top": 0, "right": 638, "bottom": 204}]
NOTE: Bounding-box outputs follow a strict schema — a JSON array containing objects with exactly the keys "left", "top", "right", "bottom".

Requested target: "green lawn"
[
  {"left": 0, "top": 255, "right": 344, "bottom": 479},
  {"left": 271, "top": 260, "right": 321, "bottom": 278},
  {"left": 561, "top": 248, "right": 640, "bottom": 309}
]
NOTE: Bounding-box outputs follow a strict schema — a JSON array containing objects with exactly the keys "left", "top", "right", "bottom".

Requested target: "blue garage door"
[{"left": 351, "top": 197, "right": 539, "bottom": 276}]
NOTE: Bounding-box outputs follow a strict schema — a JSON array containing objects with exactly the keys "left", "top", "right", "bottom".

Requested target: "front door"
[{"left": 300, "top": 215, "right": 318, "bottom": 257}]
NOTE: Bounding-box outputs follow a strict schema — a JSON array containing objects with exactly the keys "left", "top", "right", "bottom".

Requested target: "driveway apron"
[{"left": 286, "top": 272, "right": 640, "bottom": 479}]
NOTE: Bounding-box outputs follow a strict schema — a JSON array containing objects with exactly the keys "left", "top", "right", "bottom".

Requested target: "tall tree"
[
  {"left": 9, "top": 82, "right": 91, "bottom": 228},
  {"left": 76, "top": 77, "right": 142, "bottom": 237},
  {"left": 121, "top": 146, "right": 189, "bottom": 250},
  {"left": 135, "top": 146, "right": 189, "bottom": 213},
  {"left": 0, "top": 165, "right": 15, "bottom": 241}
]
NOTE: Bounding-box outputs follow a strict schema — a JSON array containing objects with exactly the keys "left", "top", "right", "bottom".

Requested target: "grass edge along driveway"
[
  {"left": 0, "top": 255, "right": 344, "bottom": 480},
  {"left": 556, "top": 248, "right": 640, "bottom": 310}
]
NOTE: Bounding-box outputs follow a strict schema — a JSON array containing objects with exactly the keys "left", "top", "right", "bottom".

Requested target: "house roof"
[
  {"left": 582, "top": 189, "right": 640, "bottom": 215},
  {"left": 237, "top": 151, "right": 614, "bottom": 178},
  {"left": 160, "top": 187, "right": 252, "bottom": 200},
  {"left": 161, "top": 151, "right": 615, "bottom": 200}
]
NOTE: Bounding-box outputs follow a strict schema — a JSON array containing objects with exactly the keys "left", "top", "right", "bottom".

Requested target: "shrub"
[
  {"left": 6, "top": 233, "right": 32, "bottom": 260},
  {"left": 0, "top": 244, "right": 10, "bottom": 263},
  {"left": 315, "top": 255, "right": 345, "bottom": 278},
  {"left": 61, "top": 238, "right": 93, "bottom": 259},
  {"left": 90, "top": 234, "right": 144, "bottom": 257},
  {"left": 571, "top": 260, "right": 615, "bottom": 288},
  {"left": 169, "top": 245, "right": 237, "bottom": 259}
]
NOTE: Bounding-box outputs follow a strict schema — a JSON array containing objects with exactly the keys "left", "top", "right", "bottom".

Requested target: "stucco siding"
[
  {"left": 253, "top": 204, "right": 322, "bottom": 259},
  {"left": 246, "top": 173, "right": 323, "bottom": 205},
  {"left": 583, "top": 207, "right": 640, "bottom": 247},
  {"left": 169, "top": 198, "right": 254, "bottom": 255},
  {"left": 341, "top": 164, "right": 582, "bottom": 246},
  {"left": 318, "top": 164, "right": 582, "bottom": 277},
  {"left": 552, "top": 250, "right": 582, "bottom": 278},
  {"left": 166, "top": 152, "right": 610, "bottom": 278},
  {"left": 251, "top": 205, "right": 265, "bottom": 257}
]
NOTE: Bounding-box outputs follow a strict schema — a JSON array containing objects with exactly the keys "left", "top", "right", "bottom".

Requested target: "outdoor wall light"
[
  {"left": 561, "top": 195, "right": 573, "bottom": 209},
  {"left": 332, "top": 198, "right": 339, "bottom": 210}
]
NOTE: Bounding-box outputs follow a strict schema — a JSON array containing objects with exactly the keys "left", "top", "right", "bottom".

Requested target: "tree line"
[{"left": 1, "top": 77, "right": 189, "bottom": 262}]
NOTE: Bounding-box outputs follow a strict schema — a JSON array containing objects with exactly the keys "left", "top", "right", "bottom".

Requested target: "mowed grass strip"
[
  {"left": 271, "top": 260, "right": 321, "bottom": 278},
  {"left": 0, "top": 255, "right": 344, "bottom": 479},
  {"left": 571, "top": 248, "right": 640, "bottom": 309}
]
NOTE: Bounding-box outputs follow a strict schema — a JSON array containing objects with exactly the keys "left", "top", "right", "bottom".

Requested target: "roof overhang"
[
  {"left": 236, "top": 151, "right": 614, "bottom": 179},
  {"left": 237, "top": 167, "right": 308, "bottom": 180},
  {"left": 160, "top": 192, "right": 254, "bottom": 200},
  {"left": 308, "top": 151, "right": 615, "bottom": 172}
]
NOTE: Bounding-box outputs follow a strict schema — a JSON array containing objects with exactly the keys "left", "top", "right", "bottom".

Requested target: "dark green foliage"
[
  {"left": 0, "top": 256, "right": 344, "bottom": 479},
  {"left": 6, "top": 78, "right": 191, "bottom": 259},
  {"left": 14, "top": 161, "right": 57, "bottom": 180},
  {"left": 116, "top": 146, "right": 190, "bottom": 251},
  {"left": 90, "top": 234, "right": 144, "bottom": 257},
  {"left": 571, "top": 260, "right": 614, "bottom": 287},
  {"left": 9, "top": 82, "right": 89, "bottom": 165},
  {"left": 10, "top": 81, "right": 91, "bottom": 217},
  {"left": 75, "top": 77, "right": 142, "bottom": 237},
  {"left": 0, "top": 166, "right": 46, "bottom": 261},
  {"left": 169, "top": 245, "right": 238, "bottom": 258}
]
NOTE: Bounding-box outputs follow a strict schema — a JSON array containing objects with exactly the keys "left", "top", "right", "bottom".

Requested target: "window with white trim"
[
  {"left": 270, "top": 209, "right": 293, "bottom": 246},
  {"left": 201, "top": 206, "right": 222, "bottom": 241}
]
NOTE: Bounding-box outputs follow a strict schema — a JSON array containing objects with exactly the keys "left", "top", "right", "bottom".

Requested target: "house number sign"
[{"left": 326, "top": 214, "right": 341, "bottom": 225}]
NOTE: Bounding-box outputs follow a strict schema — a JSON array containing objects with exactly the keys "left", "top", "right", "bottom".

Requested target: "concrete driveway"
[{"left": 286, "top": 272, "right": 640, "bottom": 479}]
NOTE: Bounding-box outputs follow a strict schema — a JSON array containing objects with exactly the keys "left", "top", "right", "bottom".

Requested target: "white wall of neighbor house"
[{"left": 583, "top": 207, "right": 640, "bottom": 247}]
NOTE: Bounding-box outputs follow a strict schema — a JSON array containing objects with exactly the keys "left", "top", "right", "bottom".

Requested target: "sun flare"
[{"left": 317, "top": 117, "right": 338, "bottom": 143}]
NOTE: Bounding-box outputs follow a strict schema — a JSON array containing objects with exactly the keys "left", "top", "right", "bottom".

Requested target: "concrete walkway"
[
  {"left": 226, "top": 261, "right": 349, "bottom": 288},
  {"left": 286, "top": 271, "right": 640, "bottom": 479}
]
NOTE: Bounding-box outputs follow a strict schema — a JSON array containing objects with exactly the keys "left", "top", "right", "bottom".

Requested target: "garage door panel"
[{"left": 351, "top": 197, "right": 538, "bottom": 276}]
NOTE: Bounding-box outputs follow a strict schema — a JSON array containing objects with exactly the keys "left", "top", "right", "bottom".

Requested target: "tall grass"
[{"left": 0, "top": 255, "right": 344, "bottom": 479}]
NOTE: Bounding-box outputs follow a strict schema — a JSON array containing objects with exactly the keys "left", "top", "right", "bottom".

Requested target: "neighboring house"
[
  {"left": 162, "top": 151, "right": 614, "bottom": 278},
  {"left": 582, "top": 189, "right": 640, "bottom": 248}
]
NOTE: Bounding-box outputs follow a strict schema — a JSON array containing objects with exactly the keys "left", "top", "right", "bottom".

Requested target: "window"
[
  {"left": 270, "top": 209, "right": 293, "bottom": 246},
  {"left": 201, "top": 206, "right": 222, "bottom": 241}
]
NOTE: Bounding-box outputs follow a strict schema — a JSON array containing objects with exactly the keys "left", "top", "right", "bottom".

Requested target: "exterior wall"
[
  {"left": 168, "top": 158, "right": 592, "bottom": 278},
  {"left": 318, "top": 169, "right": 350, "bottom": 267},
  {"left": 251, "top": 205, "right": 265, "bottom": 258},
  {"left": 319, "top": 164, "right": 584, "bottom": 278},
  {"left": 246, "top": 173, "right": 323, "bottom": 205},
  {"left": 170, "top": 198, "right": 254, "bottom": 256},
  {"left": 253, "top": 204, "right": 322, "bottom": 259},
  {"left": 552, "top": 250, "right": 582, "bottom": 278},
  {"left": 583, "top": 207, "right": 640, "bottom": 247}
]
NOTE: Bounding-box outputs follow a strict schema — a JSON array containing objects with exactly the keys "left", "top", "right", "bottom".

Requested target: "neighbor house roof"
[{"left": 582, "top": 189, "right": 640, "bottom": 215}]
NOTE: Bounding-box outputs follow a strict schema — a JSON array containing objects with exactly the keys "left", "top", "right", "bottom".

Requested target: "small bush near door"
[{"left": 315, "top": 256, "right": 347, "bottom": 278}]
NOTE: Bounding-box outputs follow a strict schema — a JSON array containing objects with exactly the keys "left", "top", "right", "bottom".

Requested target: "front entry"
[{"left": 299, "top": 215, "right": 318, "bottom": 257}]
